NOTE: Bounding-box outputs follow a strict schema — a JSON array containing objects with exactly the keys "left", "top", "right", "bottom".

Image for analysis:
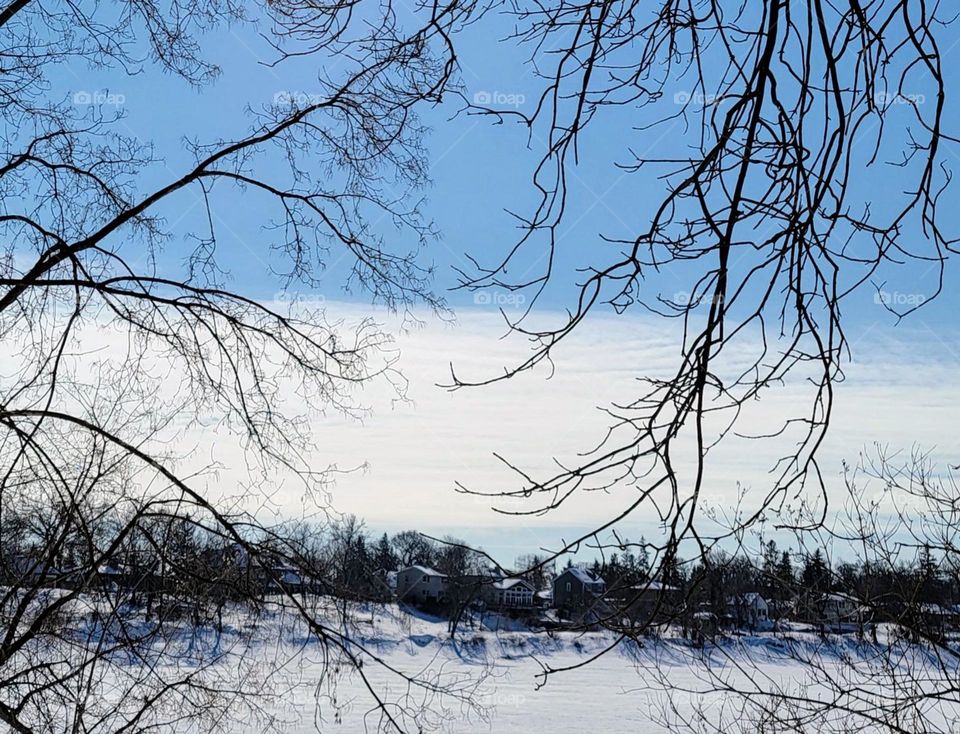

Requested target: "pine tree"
[
  {"left": 661, "top": 549, "right": 685, "bottom": 591},
  {"left": 776, "top": 550, "right": 794, "bottom": 601},
  {"left": 918, "top": 544, "right": 940, "bottom": 602},
  {"left": 801, "top": 549, "right": 829, "bottom": 593},
  {"left": 373, "top": 533, "right": 397, "bottom": 572},
  {"left": 760, "top": 540, "right": 779, "bottom": 599}
]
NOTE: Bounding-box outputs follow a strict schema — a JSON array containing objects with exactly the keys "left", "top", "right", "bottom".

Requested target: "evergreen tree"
[
  {"left": 373, "top": 533, "right": 398, "bottom": 572},
  {"left": 801, "top": 549, "right": 830, "bottom": 594},
  {"left": 760, "top": 540, "right": 779, "bottom": 599},
  {"left": 918, "top": 544, "right": 941, "bottom": 602},
  {"left": 661, "top": 549, "right": 686, "bottom": 591},
  {"left": 775, "top": 550, "right": 794, "bottom": 601}
]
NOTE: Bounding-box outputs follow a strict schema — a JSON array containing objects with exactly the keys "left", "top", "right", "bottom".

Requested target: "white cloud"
[{"left": 180, "top": 302, "right": 960, "bottom": 555}]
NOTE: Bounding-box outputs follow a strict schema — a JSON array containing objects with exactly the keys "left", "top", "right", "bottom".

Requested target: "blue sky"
[
  {"left": 52, "top": 6, "right": 960, "bottom": 321},
  {"left": 43, "top": 5, "right": 960, "bottom": 563}
]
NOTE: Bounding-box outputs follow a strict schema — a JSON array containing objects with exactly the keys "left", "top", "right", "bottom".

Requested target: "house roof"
[
  {"left": 492, "top": 577, "right": 535, "bottom": 591},
  {"left": 403, "top": 565, "right": 446, "bottom": 578},
  {"left": 631, "top": 581, "right": 679, "bottom": 592},
  {"left": 726, "top": 593, "right": 769, "bottom": 608},
  {"left": 561, "top": 566, "right": 604, "bottom": 586},
  {"left": 822, "top": 592, "right": 857, "bottom": 603}
]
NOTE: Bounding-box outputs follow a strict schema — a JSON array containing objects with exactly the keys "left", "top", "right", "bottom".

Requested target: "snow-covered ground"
[
  {"left": 213, "top": 601, "right": 960, "bottom": 733},
  {"left": 19, "top": 595, "right": 957, "bottom": 732}
]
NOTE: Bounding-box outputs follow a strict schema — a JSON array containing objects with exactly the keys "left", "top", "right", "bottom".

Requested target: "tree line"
[{"left": 11, "top": 489, "right": 959, "bottom": 642}]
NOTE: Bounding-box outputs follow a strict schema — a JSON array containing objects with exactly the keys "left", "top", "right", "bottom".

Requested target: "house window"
[{"left": 565, "top": 582, "right": 571, "bottom": 593}]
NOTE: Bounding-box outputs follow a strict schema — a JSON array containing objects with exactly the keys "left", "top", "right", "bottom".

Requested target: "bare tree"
[
  {"left": 652, "top": 448, "right": 960, "bottom": 734},
  {"left": 0, "top": 0, "right": 486, "bottom": 730},
  {"left": 448, "top": 0, "right": 957, "bottom": 664}
]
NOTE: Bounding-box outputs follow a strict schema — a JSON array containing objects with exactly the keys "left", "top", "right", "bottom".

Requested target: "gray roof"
[
  {"left": 562, "top": 566, "right": 604, "bottom": 586},
  {"left": 492, "top": 577, "right": 535, "bottom": 591}
]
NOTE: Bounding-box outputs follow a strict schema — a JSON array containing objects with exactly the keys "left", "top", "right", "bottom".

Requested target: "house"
[
  {"left": 919, "top": 603, "right": 959, "bottom": 633},
  {"left": 535, "top": 588, "right": 553, "bottom": 608},
  {"left": 727, "top": 592, "right": 770, "bottom": 629},
  {"left": 818, "top": 592, "right": 862, "bottom": 625},
  {"left": 396, "top": 565, "right": 448, "bottom": 604},
  {"left": 4, "top": 552, "right": 67, "bottom": 587},
  {"left": 264, "top": 563, "right": 306, "bottom": 594},
  {"left": 97, "top": 562, "right": 135, "bottom": 591},
  {"left": 768, "top": 596, "right": 796, "bottom": 622},
  {"left": 607, "top": 580, "right": 681, "bottom": 625},
  {"left": 692, "top": 609, "right": 719, "bottom": 640},
  {"left": 553, "top": 567, "right": 607, "bottom": 618},
  {"left": 483, "top": 577, "right": 536, "bottom": 610}
]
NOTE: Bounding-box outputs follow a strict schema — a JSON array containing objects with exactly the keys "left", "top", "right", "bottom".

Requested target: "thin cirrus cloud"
[
  {"left": 40, "top": 296, "right": 955, "bottom": 558},
  {"left": 185, "top": 300, "right": 960, "bottom": 557}
]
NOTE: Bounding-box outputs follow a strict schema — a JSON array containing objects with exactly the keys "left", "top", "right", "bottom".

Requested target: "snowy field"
[
  {"left": 20, "top": 595, "right": 958, "bottom": 733},
  {"left": 256, "top": 641, "right": 665, "bottom": 733},
  {"left": 210, "top": 601, "right": 960, "bottom": 733}
]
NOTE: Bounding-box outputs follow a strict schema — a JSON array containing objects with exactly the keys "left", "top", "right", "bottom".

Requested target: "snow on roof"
[
  {"left": 823, "top": 592, "right": 857, "bottom": 603},
  {"left": 563, "top": 566, "right": 604, "bottom": 586},
  {"left": 632, "top": 581, "right": 679, "bottom": 592},
  {"left": 404, "top": 565, "right": 446, "bottom": 577},
  {"left": 492, "top": 578, "right": 534, "bottom": 591}
]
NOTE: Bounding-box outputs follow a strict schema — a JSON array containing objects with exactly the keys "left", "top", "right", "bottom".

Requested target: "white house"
[
  {"left": 820, "top": 592, "right": 860, "bottom": 623},
  {"left": 727, "top": 592, "right": 770, "bottom": 628},
  {"left": 395, "top": 565, "right": 448, "bottom": 603},
  {"left": 485, "top": 578, "right": 536, "bottom": 609}
]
